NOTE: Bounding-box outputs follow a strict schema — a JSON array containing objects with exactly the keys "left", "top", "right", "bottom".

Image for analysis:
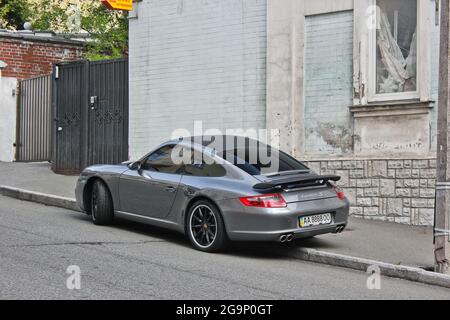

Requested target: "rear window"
[{"left": 220, "top": 146, "right": 308, "bottom": 176}]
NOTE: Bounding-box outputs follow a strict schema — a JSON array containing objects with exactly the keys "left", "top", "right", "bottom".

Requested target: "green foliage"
[
  {"left": 0, "top": 0, "right": 32, "bottom": 30},
  {"left": 81, "top": 6, "right": 129, "bottom": 60},
  {"left": 0, "top": 0, "right": 128, "bottom": 61}
]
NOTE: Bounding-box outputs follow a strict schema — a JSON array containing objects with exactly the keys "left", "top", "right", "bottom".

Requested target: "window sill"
[{"left": 349, "top": 100, "right": 434, "bottom": 118}]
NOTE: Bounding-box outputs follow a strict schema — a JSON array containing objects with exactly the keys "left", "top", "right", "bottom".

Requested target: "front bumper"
[
  {"left": 75, "top": 176, "right": 87, "bottom": 212},
  {"left": 218, "top": 197, "right": 350, "bottom": 242}
]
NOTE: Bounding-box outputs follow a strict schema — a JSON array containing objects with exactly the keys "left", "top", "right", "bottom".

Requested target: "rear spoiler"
[{"left": 253, "top": 174, "right": 341, "bottom": 190}]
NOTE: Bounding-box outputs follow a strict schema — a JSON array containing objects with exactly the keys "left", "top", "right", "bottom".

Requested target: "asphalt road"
[{"left": 0, "top": 195, "right": 449, "bottom": 300}]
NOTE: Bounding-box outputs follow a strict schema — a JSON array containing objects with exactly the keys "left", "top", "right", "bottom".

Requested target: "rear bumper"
[
  {"left": 227, "top": 223, "right": 347, "bottom": 242},
  {"left": 218, "top": 197, "right": 350, "bottom": 242}
]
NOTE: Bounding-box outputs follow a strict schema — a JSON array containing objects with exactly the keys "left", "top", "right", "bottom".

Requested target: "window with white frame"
[
  {"left": 376, "top": 0, "right": 417, "bottom": 95},
  {"left": 366, "top": 0, "right": 424, "bottom": 102}
]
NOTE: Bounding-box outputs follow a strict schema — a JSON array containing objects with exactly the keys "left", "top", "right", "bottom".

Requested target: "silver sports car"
[{"left": 75, "top": 136, "right": 349, "bottom": 252}]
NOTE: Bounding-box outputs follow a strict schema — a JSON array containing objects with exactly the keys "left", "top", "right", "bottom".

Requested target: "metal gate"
[
  {"left": 16, "top": 75, "right": 52, "bottom": 162},
  {"left": 52, "top": 59, "right": 128, "bottom": 174}
]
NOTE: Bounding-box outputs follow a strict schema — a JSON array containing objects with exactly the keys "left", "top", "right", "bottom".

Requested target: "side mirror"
[{"left": 128, "top": 161, "right": 141, "bottom": 171}]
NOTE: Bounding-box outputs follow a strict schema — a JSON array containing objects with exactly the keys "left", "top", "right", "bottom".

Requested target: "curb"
[
  {"left": 2, "top": 185, "right": 450, "bottom": 289},
  {"left": 284, "top": 248, "right": 450, "bottom": 289},
  {"left": 0, "top": 185, "right": 81, "bottom": 212}
]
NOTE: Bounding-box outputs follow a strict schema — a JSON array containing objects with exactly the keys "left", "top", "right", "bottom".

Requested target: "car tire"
[
  {"left": 186, "top": 200, "right": 228, "bottom": 253},
  {"left": 91, "top": 180, "right": 114, "bottom": 226}
]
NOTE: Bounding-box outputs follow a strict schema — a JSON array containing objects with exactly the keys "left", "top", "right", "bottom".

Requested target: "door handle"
[{"left": 165, "top": 186, "right": 176, "bottom": 193}]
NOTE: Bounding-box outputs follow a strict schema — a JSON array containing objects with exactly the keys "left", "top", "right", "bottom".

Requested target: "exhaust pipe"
[{"left": 279, "top": 234, "right": 294, "bottom": 243}]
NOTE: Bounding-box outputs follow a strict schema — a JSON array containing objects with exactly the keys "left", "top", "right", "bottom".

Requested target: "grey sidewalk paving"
[
  {"left": 0, "top": 161, "right": 77, "bottom": 198},
  {"left": 0, "top": 161, "right": 435, "bottom": 269}
]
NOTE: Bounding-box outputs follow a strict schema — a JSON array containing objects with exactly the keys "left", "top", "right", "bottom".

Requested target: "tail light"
[
  {"left": 334, "top": 186, "right": 346, "bottom": 200},
  {"left": 239, "top": 194, "right": 287, "bottom": 208}
]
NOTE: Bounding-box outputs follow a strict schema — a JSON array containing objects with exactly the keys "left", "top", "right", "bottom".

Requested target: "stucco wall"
[
  {"left": 267, "top": 0, "right": 438, "bottom": 160},
  {"left": 0, "top": 77, "right": 17, "bottom": 162},
  {"left": 129, "top": 0, "right": 267, "bottom": 158}
]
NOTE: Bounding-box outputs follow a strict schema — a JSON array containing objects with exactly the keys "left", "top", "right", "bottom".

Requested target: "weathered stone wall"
[{"left": 304, "top": 158, "right": 436, "bottom": 226}]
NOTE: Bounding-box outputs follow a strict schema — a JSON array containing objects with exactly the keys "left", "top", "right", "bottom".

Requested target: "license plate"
[{"left": 299, "top": 213, "right": 332, "bottom": 228}]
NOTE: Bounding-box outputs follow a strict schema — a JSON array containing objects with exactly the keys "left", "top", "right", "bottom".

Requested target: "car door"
[{"left": 119, "top": 145, "right": 182, "bottom": 219}]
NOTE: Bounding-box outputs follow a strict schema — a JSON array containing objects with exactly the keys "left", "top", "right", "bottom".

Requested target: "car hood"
[{"left": 84, "top": 163, "right": 130, "bottom": 174}]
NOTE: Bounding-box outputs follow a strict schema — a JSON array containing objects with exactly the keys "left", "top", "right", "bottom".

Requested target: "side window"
[
  {"left": 142, "top": 145, "right": 183, "bottom": 174},
  {"left": 182, "top": 149, "right": 227, "bottom": 178}
]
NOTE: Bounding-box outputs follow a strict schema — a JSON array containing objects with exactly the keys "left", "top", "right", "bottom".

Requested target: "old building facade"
[{"left": 129, "top": 0, "right": 439, "bottom": 225}]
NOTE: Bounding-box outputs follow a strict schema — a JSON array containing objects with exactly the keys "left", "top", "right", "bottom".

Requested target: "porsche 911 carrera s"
[{"left": 75, "top": 136, "right": 349, "bottom": 252}]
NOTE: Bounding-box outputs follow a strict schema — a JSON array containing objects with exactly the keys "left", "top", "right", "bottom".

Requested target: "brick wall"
[
  {"left": 128, "top": 0, "right": 267, "bottom": 158},
  {"left": 304, "top": 10, "right": 354, "bottom": 154},
  {"left": 305, "top": 158, "right": 436, "bottom": 226},
  {"left": 0, "top": 38, "right": 83, "bottom": 80}
]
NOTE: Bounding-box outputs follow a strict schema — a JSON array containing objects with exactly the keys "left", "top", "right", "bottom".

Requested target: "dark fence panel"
[
  {"left": 52, "top": 61, "right": 85, "bottom": 174},
  {"left": 52, "top": 59, "right": 128, "bottom": 174},
  {"left": 88, "top": 59, "right": 129, "bottom": 167},
  {"left": 16, "top": 75, "right": 52, "bottom": 162}
]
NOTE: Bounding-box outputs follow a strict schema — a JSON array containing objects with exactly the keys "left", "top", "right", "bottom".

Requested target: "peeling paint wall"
[
  {"left": 304, "top": 11, "right": 354, "bottom": 155},
  {"left": 349, "top": 0, "right": 438, "bottom": 158},
  {"left": 265, "top": 0, "right": 439, "bottom": 226}
]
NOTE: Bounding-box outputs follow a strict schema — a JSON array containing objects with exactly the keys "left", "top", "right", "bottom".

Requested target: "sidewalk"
[
  {"left": 0, "top": 161, "right": 77, "bottom": 198},
  {"left": 0, "top": 161, "right": 434, "bottom": 269}
]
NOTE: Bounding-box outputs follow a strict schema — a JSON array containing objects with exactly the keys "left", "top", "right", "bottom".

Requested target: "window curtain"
[{"left": 377, "top": 11, "right": 417, "bottom": 93}]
